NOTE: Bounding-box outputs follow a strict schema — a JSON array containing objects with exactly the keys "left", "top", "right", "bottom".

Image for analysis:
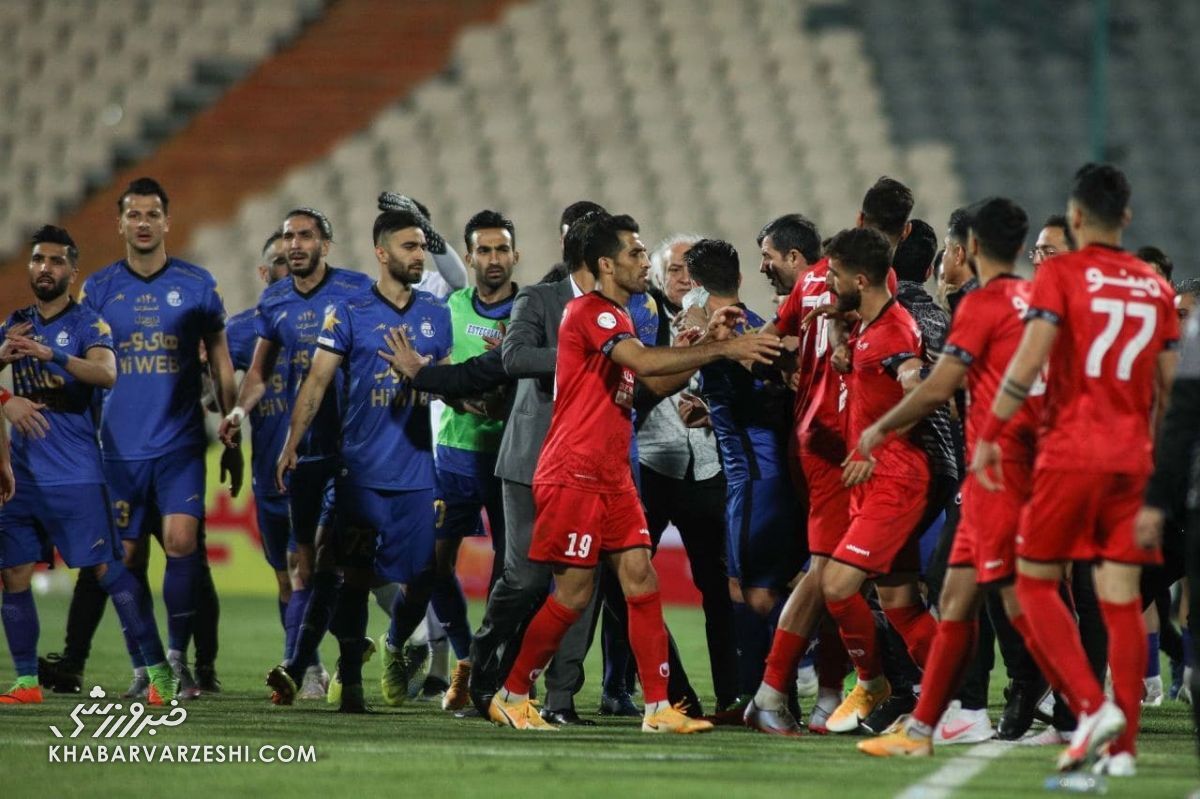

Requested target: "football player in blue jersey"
[
  {"left": 40, "top": 178, "right": 240, "bottom": 699},
  {"left": 219, "top": 209, "right": 373, "bottom": 701},
  {"left": 266, "top": 208, "right": 452, "bottom": 712},
  {"left": 686, "top": 239, "right": 805, "bottom": 725},
  {"left": 0, "top": 226, "right": 175, "bottom": 705},
  {"left": 224, "top": 232, "right": 302, "bottom": 671}
]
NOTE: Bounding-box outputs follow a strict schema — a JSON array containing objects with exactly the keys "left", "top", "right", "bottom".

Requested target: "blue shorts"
[
  {"left": 0, "top": 483, "right": 122, "bottom": 569},
  {"left": 255, "top": 493, "right": 291, "bottom": 571},
  {"left": 287, "top": 458, "right": 337, "bottom": 546},
  {"left": 104, "top": 447, "right": 206, "bottom": 540},
  {"left": 726, "top": 476, "right": 805, "bottom": 589},
  {"left": 434, "top": 467, "right": 503, "bottom": 541},
  {"left": 333, "top": 482, "right": 435, "bottom": 584}
]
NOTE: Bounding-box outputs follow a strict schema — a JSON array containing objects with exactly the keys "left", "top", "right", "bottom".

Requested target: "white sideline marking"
[{"left": 894, "top": 741, "right": 1013, "bottom": 799}]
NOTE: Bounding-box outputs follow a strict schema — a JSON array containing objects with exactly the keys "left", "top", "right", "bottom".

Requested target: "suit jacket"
[{"left": 494, "top": 277, "right": 575, "bottom": 485}]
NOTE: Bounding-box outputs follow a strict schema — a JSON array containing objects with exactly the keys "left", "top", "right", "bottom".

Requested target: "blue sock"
[
  {"left": 278, "top": 598, "right": 288, "bottom": 630},
  {"left": 284, "top": 588, "right": 311, "bottom": 669},
  {"left": 331, "top": 587, "right": 370, "bottom": 687},
  {"left": 163, "top": 551, "right": 202, "bottom": 654},
  {"left": 430, "top": 574, "right": 472, "bottom": 660},
  {"left": 1147, "top": 632, "right": 1162, "bottom": 678},
  {"left": 387, "top": 571, "right": 434, "bottom": 650},
  {"left": 99, "top": 562, "right": 165, "bottom": 667},
  {"left": 733, "top": 601, "right": 770, "bottom": 696},
  {"left": 1, "top": 589, "right": 39, "bottom": 677}
]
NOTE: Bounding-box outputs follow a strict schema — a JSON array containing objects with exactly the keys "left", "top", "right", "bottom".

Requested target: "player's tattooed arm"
[
  {"left": 276, "top": 348, "right": 341, "bottom": 493},
  {"left": 989, "top": 318, "right": 1058, "bottom": 423},
  {"left": 1000, "top": 378, "right": 1029, "bottom": 401}
]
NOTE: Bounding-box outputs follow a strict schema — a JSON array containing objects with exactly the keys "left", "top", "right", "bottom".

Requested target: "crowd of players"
[{"left": 0, "top": 164, "right": 1196, "bottom": 775}]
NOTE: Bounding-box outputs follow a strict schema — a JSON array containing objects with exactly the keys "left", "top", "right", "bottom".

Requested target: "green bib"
[{"left": 436, "top": 287, "right": 511, "bottom": 453}]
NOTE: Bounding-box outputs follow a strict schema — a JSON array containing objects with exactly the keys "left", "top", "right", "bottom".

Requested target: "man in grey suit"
[{"left": 468, "top": 219, "right": 601, "bottom": 723}]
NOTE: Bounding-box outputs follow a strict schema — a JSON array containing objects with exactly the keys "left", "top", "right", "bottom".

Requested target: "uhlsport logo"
[{"left": 49, "top": 685, "right": 187, "bottom": 739}]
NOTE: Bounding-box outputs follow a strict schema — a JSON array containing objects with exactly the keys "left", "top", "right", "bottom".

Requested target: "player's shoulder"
[
  {"left": 4, "top": 304, "right": 36, "bottom": 328},
  {"left": 329, "top": 266, "right": 374, "bottom": 291},
  {"left": 226, "top": 307, "right": 257, "bottom": 330},
  {"left": 742, "top": 305, "right": 768, "bottom": 329},
  {"left": 412, "top": 289, "right": 450, "bottom": 314},
  {"left": 257, "top": 278, "right": 292, "bottom": 308},
  {"left": 166, "top": 257, "right": 218, "bottom": 286},
  {"left": 81, "top": 260, "right": 126, "bottom": 293}
]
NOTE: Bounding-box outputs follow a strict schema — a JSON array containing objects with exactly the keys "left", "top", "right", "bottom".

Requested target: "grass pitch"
[{"left": 1, "top": 593, "right": 1198, "bottom": 798}]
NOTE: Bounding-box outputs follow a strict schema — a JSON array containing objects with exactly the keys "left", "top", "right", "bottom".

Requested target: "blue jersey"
[
  {"left": 80, "top": 258, "right": 225, "bottom": 461},
  {"left": 316, "top": 285, "right": 452, "bottom": 491},
  {"left": 227, "top": 308, "right": 289, "bottom": 498},
  {"left": 1, "top": 302, "right": 113, "bottom": 485},
  {"left": 628, "top": 292, "right": 659, "bottom": 346},
  {"left": 254, "top": 266, "right": 374, "bottom": 461},
  {"left": 699, "top": 305, "right": 792, "bottom": 483}
]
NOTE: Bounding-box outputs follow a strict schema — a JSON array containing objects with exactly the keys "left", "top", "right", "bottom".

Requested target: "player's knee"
[
  {"left": 744, "top": 588, "right": 777, "bottom": 617},
  {"left": 1, "top": 564, "right": 34, "bottom": 592},
  {"left": 728, "top": 578, "right": 744, "bottom": 603},
  {"left": 820, "top": 567, "right": 856, "bottom": 603},
  {"left": 275, "top": 572, "right": 292, "bottom": 602}
]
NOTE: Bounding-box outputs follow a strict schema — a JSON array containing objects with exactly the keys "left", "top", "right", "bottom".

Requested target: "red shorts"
[
  {"left": 949, "top": 461, "right": 1032, "bottom": 585},
  {"left": 529, "top": 483, "right": 650, "bottom": 567},
  {"left": 801, "top": 449, "right": 851, "bottom": 558},
  {"left": 1018, "top": 469, "right": 1160, "bottom": 566},
  {"left": 832, "top": 470, "right": 928, "bottom": 576}
]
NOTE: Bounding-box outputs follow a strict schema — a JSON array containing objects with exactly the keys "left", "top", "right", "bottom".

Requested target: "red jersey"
[
  {"left": 846, "top": 299, "right": 928, "bottom": 479},
  {"left": 943, "top": 274, "right": 1043, "bottom": 464},
  {"left": 774, "top": 259, "right": 845, "bottom": 462},
  {"left": 533, "top": 291, "right": 637, "bottom": 492},
  {"left": 1028, "top": 245, "right": 1179, "bottom": 474}
]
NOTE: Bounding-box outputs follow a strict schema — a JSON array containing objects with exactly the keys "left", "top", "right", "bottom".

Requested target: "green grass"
[{"left": 1, "top": 593, "right": 1198, "bottom": 798}]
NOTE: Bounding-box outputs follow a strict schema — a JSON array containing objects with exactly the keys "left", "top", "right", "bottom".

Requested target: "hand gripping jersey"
[
  {"left": 255, "top": 266, "right": 375, "bottom": 461},
  {"left": 533, "top": 291, "right": 637, "bottom": 493},
  {"left": 227, "top": 307, "right": 290, "bottom": 498},
  {"left": 1026, "top": 245, "right": 1179, "bottom": 474},
  {"left": 1, "top": 302, "right": 113, "bottom": 484},
  {"left": 316, "top": 285, "right": 452, "bottom": 490},
  {"left": 80, "top": 258, "right": 225, "bottom": 460}
]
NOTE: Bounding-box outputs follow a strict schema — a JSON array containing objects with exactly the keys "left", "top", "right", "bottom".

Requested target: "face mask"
[{"left": 681, "top": 285, "right": 709, "bottom": 312}]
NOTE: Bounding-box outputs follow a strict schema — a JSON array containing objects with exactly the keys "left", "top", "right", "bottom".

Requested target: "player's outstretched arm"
[
  {"left": 276, "top": 348, "right": 341, "bottom": 493},
  {"left": 219, "top": 337, "right": 281, "bottom": 447},
  {"left": 610, "top": 331, "right": 782, "bottom": 378},
  {"left": 501, "top": 288, "right": 556, "bottom": 379},
  {"left": 859, "top": 352, "right": 967, "bottom": 458}
]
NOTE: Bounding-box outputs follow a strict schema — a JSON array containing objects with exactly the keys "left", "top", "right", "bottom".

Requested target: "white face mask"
[{"left": 681, "top": 285, "right": 709, "bottom": 312}]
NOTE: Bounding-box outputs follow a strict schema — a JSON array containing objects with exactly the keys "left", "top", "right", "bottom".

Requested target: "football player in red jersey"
[
  {"left": 853, "top": 198, "right": 1045, "bottom": 756},
  {"left": 487, "top": 213, "right": 782, "bottom": 734},
  {"left": 973, "top": 164, "right": 1180, "bottom": 775}
]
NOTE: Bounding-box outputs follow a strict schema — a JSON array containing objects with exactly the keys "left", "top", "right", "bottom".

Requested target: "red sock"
[
  {"left": 826, "top": 594, "right": 880, "bottom": 681},
  {"left": 816, "top": 616, "right": 850, "bottom": 690},
  {"left": 1014, "top": 574, "right": 1104, "bottom": 715},
  {"left": 763, "top": 628, "right": 809, "bottom": 694},
  {"left": 883, "top": 603, "right": 938, "bottom": 668},
  {"left": 911, "top": 619, "right": 977, "bottom": 728},
  {"left": 1009, "top": 611, "right": 1068, "bottom": 698},
  {"left": 502, "top": 596, "right": 580, "bottom": 696},
  {"left": 1100, "top": 599, "right": 1145, "bottom": 755},
  {"left": 626, "top": 591, "right": 670, "bottom": 705}
]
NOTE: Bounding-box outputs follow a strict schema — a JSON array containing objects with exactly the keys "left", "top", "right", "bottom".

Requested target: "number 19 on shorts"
[{"left": 564, "top": 532, "right": 593, "bottom": 559}]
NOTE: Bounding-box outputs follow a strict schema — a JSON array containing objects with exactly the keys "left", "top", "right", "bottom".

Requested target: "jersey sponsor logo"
[
  {"left": 134, "top": 294, "right": 158, "bottom": 311},
  {"left": 984, "top": 559, "right": 1005, "bottom": 571},
  {"left": 845, "top": 543, "right": 871, "bottom": 557},
  {"left": 596, "top": 312, "right": 617, "bottom": 330},
  {"left": 856, "top": 340, "right": 869, "bottom": 351},
  {"left": 55, "top": 330, "right": 70, "bottom": 347},
  {"left": 465, "top": 323, "right": 498, "bottom": 338},
  {"left": 420, "top": 320, "right": 434, "bottom": 338},
  {"left": 166, "top": 290, "right": 182, "bottom": 307},
  {"left": 1085, "top": 267, "right": 1163, "bottom": 298}
]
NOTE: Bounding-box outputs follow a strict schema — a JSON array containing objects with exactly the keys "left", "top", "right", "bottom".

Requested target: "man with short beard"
[
  {"left": 1, "top": 226, "right": 175, "bottom": 705},
  {"left": 270, "top": 209, "right": 452, "bottom": 713}
]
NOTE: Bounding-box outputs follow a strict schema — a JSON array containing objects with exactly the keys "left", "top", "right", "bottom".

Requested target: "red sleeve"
[
  {"left": 573, "top": 297, "right": 635, "bottom": 357},
  {"left": 943, "top": 294, "right": 989, "bottom": 366},
  {"left": 773, "top": 284, "right": 804, "bottom": 337},
  {"left": 1027, "top": 260, "right": 1068, "bottom": 323},
  {"left": 1162, "top": 288, "right": 1182, "bottom": 348}
]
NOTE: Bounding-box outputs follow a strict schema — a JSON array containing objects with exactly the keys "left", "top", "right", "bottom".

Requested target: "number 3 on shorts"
[{"left": 564, "top": 532, "right": 593, "bottom": 559}]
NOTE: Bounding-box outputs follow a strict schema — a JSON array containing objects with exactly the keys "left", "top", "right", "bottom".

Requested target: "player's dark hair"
[
  {"left": 947, "top": 207, "right": 971, "bottom": 245},
  {"left": 1042, "top": 214, "right": 1076, "bottom": 251},
  {"left": 261, "top": 230, "right": 283, "bottom": 257},
  {"left": 464, "top": 209, "right": 516, "bottom": 250},
  {"left": 756, "top": 214, "right": 821, "bottom": 264},
  {"left": 373, "top": 209, "right": 427, "bottom": 246},
  {"left": 861, "top": 177, "right": 914, "bottom": 238},
  {"left": 562, "top": 210, "right": 605, "bottom": 268},
  {"left": 285, "top": 207, "right": 333, "bottom": 241},
  {"left": 824, "top": 227, "right": 892, "bottom": 286},
  {"left": 966, "top": 197, "right": 1029, "bottom": 263},
  {"left": 581, "top": 213, "right": 640, "bottom": 276},
  {"left": 891, "top": 218, "right": 938, "bottom": 282},
  {"left": 31, "top": 224, "right": 79, "bottom": 264},
  {"left": 1136, "top": 245, "right": 1173, "bottom": 281},
  {"left": 1070, "top": 163, "right": 1131, "bottom": 229},
  {"left": 683, "top": 239, "right": 740, "bottom": 296},
  {"left": 118, "top": 176, "right": 169, "bottom": 214},
  {"left": 560, "top": 200, "right": 606, "bottom": 231}
]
